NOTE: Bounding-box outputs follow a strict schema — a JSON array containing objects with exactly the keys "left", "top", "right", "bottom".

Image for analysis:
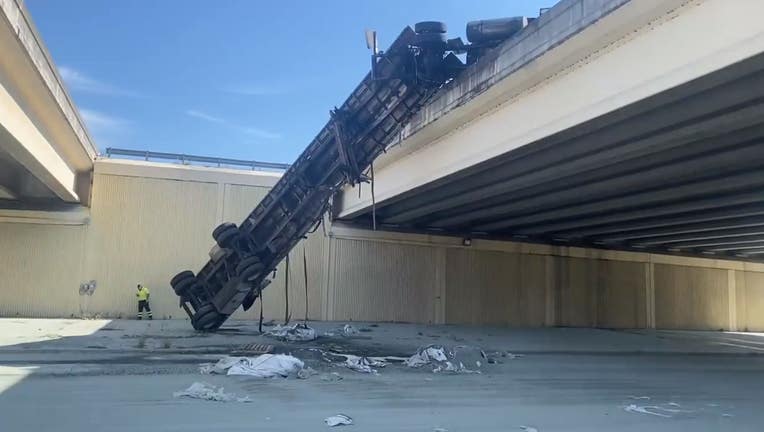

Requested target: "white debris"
[
  {"left": 519, "top": 427, "right": 539, "bottom": 432},
  {"left": 405, "top": 345, "right": 448, "bottom": 367},
  {"left": 297, "top": 367, "right": 318, "bottom": 379},
  {"left": 433, "top": 428, "right": 448, "bottom": 432},
  {"left": 324, "top": 414, "right": 353, "bottom": 427},
  {"left": 627, "top": 396, "right": 651, "bottom": 400},
  {"left": 342, "top": 324, "right": 359, "bottom": 336},
  {"left": 173, "top": 382, "right": 251, "bottom": 402},
  {"left": 432, "top": 361, "right": 480, "bottom": 374},
  {"left": 722, "top": 413, "right": 734, "bottom": 418},
  {"left": 344, "top": 354, "right": 386, "bottom": 374},
  {"left": 624, "top": 404, "right": 672, "bottom": 418},
  {"left": 200, "top": 355, "right": 304, "bottom": 378},
  {"left": 405, "top": 345, "right": 481, "bottom": 374},
  {"left": 267, "top": 323, "right": 317, "bottom": 342}
]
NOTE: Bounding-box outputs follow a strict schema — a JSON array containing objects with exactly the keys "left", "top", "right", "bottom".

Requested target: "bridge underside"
[{"left": 343, "top": 53, "right": 764, "bottom": 262}]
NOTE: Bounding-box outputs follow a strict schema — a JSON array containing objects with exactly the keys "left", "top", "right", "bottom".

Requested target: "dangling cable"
[{"left": 258, "top": 294, "right": 264, "bottom": 334}]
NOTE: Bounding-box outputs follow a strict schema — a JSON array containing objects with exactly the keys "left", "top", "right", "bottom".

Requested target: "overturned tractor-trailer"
[{"left": 170, "top": 17, "right": 530, "bottom": 330}]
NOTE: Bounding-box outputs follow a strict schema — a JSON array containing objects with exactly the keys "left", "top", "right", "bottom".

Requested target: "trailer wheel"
[
  {"left": 415, "top": 21, "right": 447, "bottom": 34},
  {"left": 173, "top": 278, "right": 196, "bottom": 296},
  {"left": 170, "top": 270, "right": 194, "bottom": 288},
  {"left": 236, "top": 256, "right": 264, "bottom": 281},
  {"left": 192, "top": 304, "right": 224, "bottom": 331},
  {"left": 212, "top": 222, "right": 238, "bottom": 248}
]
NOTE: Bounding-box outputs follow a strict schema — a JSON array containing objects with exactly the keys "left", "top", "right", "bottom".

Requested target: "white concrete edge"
[
  {"left": 0, "top": 0, "right": 97, "bottom": 161},
  {"left": 0, "top": 207, "right": 90, "bottom": 225},
  {"left": 0, "top": 83, "right": 79, "bottom": 202},
  {"left": 339, "top": 0, "right": 761, "bottom": 218},
  {"left": 329, "top": 223, "right": 764, "bottom": 273},
  {"left": 94, "top": 158, "right": 282, "bottom": 188}
]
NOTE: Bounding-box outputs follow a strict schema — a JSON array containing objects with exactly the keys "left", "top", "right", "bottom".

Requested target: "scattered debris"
[
  {"left": 297, "top": 367, "right": 318, "bottom": 379},
  {"left": 200, "top": 355, "right": 304, "bottom": 378},
  {"left": 519, "top": 427, "right": 539, "bottom": 432},
  {"left": 433, "top": 428, "right": 448, "bottom": 432},
  {"left": 173, "top": 382, "right": 251, "bottom": 402},
  {"left": 624, "top": 404, "right": 672, "bottom": 418},
  {"left": 627, "top": 396, "right": 651, "bottom": 400},
  {"left": 405, "top": 345, "right": 483, "bottom": 374},
  {"left": 358, "top": 327, "right": 373, "bottom": 333},
  {"left": 324, "top": 414, "right": 353, "bottom": 427},
  {"left": 722, "top": 413, "right": 734, "bottom": 418},
  {"left": 342, "top": 324, "right": 359, "bottom": 336},
  {"left": 267, "top": 323, "right": 317, "bottom": 342},
  {"left": 405, "top": 345, "right": 448, "bottom": 367},
  {"left": 343, "top": 355, "right": 386, "bottom": 374},
  {"left": 321, "top": 372, "right": 343, "bottom": 382}
]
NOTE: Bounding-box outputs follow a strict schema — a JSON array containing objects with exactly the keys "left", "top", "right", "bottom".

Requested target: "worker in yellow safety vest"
[{"left": 136, "top": 284, "right": 152, "bottom": 320}]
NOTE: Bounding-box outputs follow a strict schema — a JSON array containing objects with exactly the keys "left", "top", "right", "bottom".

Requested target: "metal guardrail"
[{"left": 103, "top": 148, "right": 291, "bottom": 171}]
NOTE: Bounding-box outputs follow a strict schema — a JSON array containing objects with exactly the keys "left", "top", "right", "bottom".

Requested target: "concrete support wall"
[{"left": 1, "top": 160, "right": 764, "bottom": 330}]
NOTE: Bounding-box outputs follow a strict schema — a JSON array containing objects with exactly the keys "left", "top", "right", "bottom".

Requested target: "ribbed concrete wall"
[
  {"left": 445, "top": 250, "right": 545, "bottom": 326},
  {"left": 0, "top": 223, "right": 84, "bottom": 317},
  {"left": 2, "top": 160, "right": 764, "bottom": 330},
  {"left": 328, "top": 239, "right": 441, "bottom": 324},
  {"left": 83, "top": 173, "right": 219, "bottom": 318}
]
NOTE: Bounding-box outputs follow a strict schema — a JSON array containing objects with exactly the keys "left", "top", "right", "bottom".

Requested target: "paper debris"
[
  {"left": 624, "top": 404, "right": 672, "bottom": 418},
  {"left": 344, "top": 354, "right": 386, "bottom": 374},
  {"left": 200, "top": 354, "right": 304, "bottom": 378},
  {"left": 267, "top": 323, "right": 317, "bottom": 341},
  {"left": 405, "top": 345, "right": 448, "bottom": 367},
  {"left": 342, "top": 324, "right": 359, "bottom": 336},
  {"left": 405, "top": 345, "right": 481, "bottom": 374},
  {"left": 173, "top": 382, "right": 251, "bottom": 402},
  {"left": 324, "top": 414, "right": 353, "bottom": 427},
  {"left": 297, "top": 367, "right": 318, "bottom": 379}
]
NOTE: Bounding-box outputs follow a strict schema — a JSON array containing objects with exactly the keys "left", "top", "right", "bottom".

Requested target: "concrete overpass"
[
  {"left": 337, "top": 0, "right": 764, "bottom": 262},
  {"left": 0, "top": 0, "right": 96, "bottom": 219}
]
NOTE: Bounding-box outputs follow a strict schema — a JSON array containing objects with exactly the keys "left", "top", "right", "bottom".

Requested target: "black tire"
[
  {"left": 212, "top": 222, "right": 238, "bottom": 248},
  {"left": 173, "top": 278, "right": 195, "bottom": 296},
  {"left": 236, "top": 256, "right": 264, "bottom": 281},
  {"left": 192, "top": 304, "right": 224, "bottom": 331},
  {"left": 212, "top": 222, "right": 236, "bottom": 238},
  {"left": 415, "top": 21, "right": 447, "bottom": 34},
  {"left": 415, "top": 32, "right": 447, "bottom": 46},
  {"left": 170, "top": 270, "right": 194, "bottom": 288}
]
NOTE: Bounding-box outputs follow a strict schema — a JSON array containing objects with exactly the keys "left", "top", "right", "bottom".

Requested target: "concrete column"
[
  {"left": 434, "top": 248, "right": 447, "bottom": 324},
  {"left": 728, "top": 269, "right": 738, "bottom": 331},
  {"left": 215, "top": 183, "right": 226, "bottom": 223},
  {"left": 544, "top": 256, "right": 556, "bottom": 326},
  {"left": 644, "top": 262, "right": 656, "bottom": 329},
  {"left": 323, "top": 236, "right": 335, "bottom": 321}
]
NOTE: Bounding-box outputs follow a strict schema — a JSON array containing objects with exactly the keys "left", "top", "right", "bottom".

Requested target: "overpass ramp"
[{"left": 337, "top": 0, "right": 764, "bottom": 261}]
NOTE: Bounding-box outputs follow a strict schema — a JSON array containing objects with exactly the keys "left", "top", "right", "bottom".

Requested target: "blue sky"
[{"left": 27, "top": 0, "right": 550, "bottom": 163}]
